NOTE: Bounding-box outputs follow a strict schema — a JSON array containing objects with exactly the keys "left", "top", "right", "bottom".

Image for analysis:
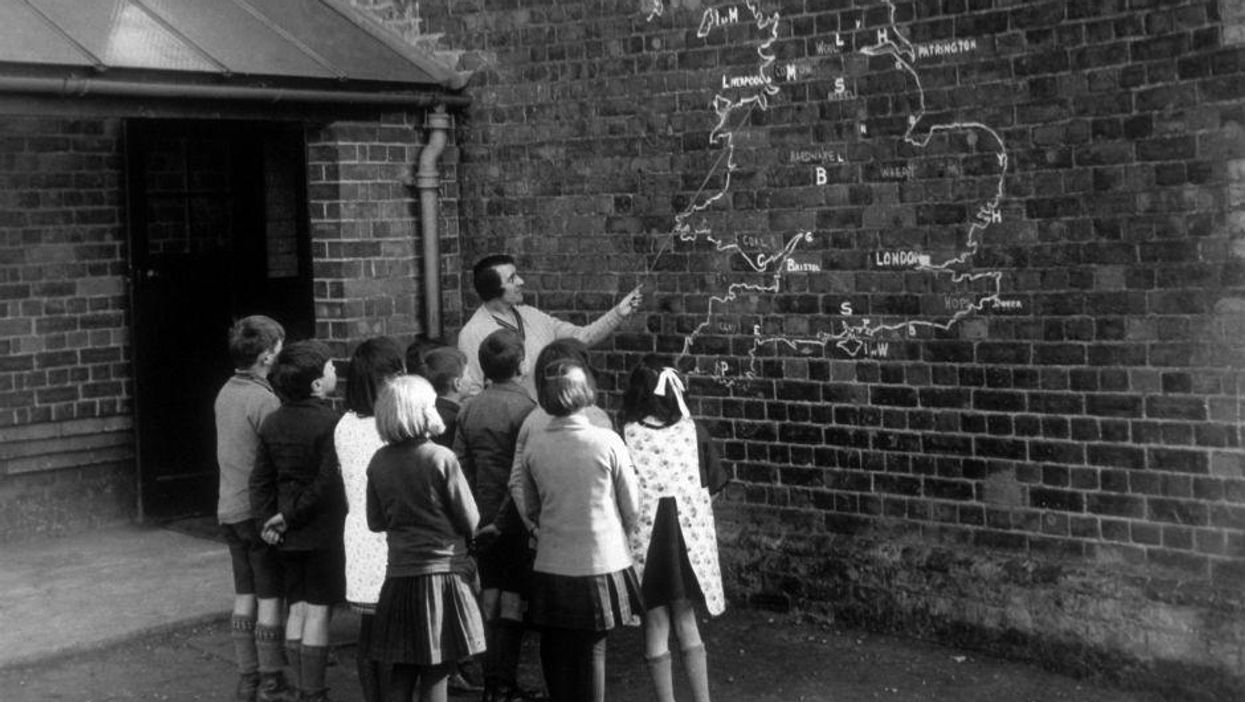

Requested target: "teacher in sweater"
[{"left": 457, "top": 254, "right": 642, "bottom": 399}]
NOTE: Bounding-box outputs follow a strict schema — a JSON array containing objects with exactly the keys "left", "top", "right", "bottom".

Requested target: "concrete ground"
[{"left": 0, "top": 524, "right": 1173, "bottom": 702}]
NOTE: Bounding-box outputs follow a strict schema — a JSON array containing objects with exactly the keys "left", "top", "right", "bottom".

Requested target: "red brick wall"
[
  {"left": 306, "top": 111, "right": 464, "bottom": 351},
  {"left": 393, "top": 0, "right": 1245, "bottom": 694},
  {"left": 0, "top": 116, "right": 136, "bottom": 539}
]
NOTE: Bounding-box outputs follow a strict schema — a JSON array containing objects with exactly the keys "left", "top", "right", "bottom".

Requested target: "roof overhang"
[{"left": 0, "top": 0, "right": 470, "bottom": 117}]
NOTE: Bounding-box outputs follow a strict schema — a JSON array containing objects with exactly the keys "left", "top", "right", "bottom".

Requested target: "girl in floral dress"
[{"left": 620, "top": 355, "right": 730, "bottom": 702}]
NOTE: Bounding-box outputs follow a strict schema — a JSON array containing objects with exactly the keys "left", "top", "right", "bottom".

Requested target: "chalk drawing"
[{"left": 643, "top": 0, "right": 1017, "bottom": 385}]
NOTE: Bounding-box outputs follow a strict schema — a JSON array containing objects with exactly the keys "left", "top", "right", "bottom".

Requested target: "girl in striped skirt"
[{"left": 366, "top": 375, "right": 486, "bottom": 702}]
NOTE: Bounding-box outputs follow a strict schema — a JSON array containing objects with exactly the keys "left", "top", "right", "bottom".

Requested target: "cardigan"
[
  {"left": 366, "top": 438, "right": 479, "bottom": 578},
  {"left": 508, "top": 404, "right": 614, "bottom": 532},
  {"left": 519, "top": 412, "right": 639, "bottom": 577}
]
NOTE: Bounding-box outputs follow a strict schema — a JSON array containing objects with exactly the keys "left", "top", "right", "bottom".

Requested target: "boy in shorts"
[
  {"left": 454, "top": 329, "right": 541, "bottom": 701},
  {"left": 251, "top": 340, "right": 346, "bottom": 702},
  {"left": 216, "top": 315, "right": 289, "bottom": 702}
]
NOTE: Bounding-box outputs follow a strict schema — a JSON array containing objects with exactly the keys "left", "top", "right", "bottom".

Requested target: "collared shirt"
[{"left": 456, "top": 303, "right": 624, "bottom": 398}]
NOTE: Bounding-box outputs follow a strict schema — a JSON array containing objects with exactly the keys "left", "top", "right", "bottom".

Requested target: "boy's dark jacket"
[{"left": 250, "top": 398, "right": 346, "bottom": 551}]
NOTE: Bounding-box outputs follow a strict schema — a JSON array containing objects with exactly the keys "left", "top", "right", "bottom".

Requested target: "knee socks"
[
  {"left": 646, "top": 651, "right": 675, "bottom": 702},
  {"left": 284, "top": 639, "right": 302, "bottom": 690},
  {"left": 682, "top": 643, "right": 711, "bottom": 702},
  {"left": 231, "top": 615, "right": 259, "bottom": 675},
  {"left": 300, "top": 643, "right": 330, "bottom": 696},
  {"left": 254, "top": 623, "right": 286, "bottom": 675},
  {"left": 492, "top": 620, "right": 524, "bottom": 688}
]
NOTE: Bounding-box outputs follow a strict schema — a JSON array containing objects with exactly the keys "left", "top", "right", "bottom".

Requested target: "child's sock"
[
  {"left": 682, "top": 643, "right": 711, "bottom": 702},
  {"left": 284, "top": 639, "right": 302, "bottom": 691},
  {"left": 646, "top": 651, "right": 676, "bottom": 702},
  {"left": 494, "top": 619, "right": 525, "bottom": 688},
  {"left": 231, "top": 615, "right": 259, "bottom": 675},
  {"left": 254, "top": 623, "right": 286, "bottom": 674},
  {"left": 300, "top": 643, "right": 330, "bottom": 696}
]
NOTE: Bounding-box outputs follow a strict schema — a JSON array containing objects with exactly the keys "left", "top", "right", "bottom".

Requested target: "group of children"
[{"left": 216, "top": 315, "right": 728, "bottom": 702}]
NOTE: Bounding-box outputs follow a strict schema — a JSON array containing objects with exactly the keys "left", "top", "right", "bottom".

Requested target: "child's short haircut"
[
  {"left": 404, "top": 335, "right": 443, "bottom": 378},
  {"left": 375, "top": 375, "right": 445, "bottom": 443},
  {"left": 270, "top": 340, "right": 332, "bottom": 402},
  {"left": 344, "top": 337, "right": 405, "bottom": 416},
  {"left": 227, "top": 315, "right": 284, "bottom": 369},
  {"left": 423, "top": 346, "right": 468, "bottom": 396},
  {"left": 538, "top": 361, "right": 596, "bottom": 417},
  {"left": 479, "top": 329, "right": 524, "bottom": 383}
]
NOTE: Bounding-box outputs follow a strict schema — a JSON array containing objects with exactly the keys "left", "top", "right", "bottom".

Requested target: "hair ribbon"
[{"left": 653, "top": 366, "right": 690, "bottom": 418}]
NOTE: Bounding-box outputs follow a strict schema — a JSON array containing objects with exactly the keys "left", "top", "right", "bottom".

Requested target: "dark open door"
[{"left": 127, "top": 119, "right": 314, "bottom": 521}]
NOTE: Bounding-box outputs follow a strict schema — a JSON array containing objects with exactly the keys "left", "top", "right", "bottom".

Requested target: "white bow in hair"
[{"left": 653, "top": 367, "right": 690, "bottom": 419}]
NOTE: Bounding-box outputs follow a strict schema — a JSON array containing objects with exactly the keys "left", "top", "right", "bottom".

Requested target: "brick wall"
[
  {"left": 306, "top": 111, "right": 464, "bottom": 352},
  {"left": 0, "top": 116, "right": 135, "bottom": 540},
  {"left": 393, "top": 0, "right": 1245, "bottom": 694}
]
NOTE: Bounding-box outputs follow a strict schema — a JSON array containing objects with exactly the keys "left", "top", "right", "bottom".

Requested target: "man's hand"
[{"left": 617, "top": 285, "right": 644, "bottom": 318}]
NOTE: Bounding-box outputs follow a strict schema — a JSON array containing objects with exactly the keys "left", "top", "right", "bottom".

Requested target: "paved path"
[
  {"left": 0, "top": 525, "right": 1172, "bottom": 701},
  {"left": 0, "top": 525, "right": 230, "bottom": 669}
]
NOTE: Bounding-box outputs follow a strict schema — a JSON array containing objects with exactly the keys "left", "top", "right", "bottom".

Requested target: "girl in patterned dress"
[
  {"left": 335, "top": 337, "right": 405, "bottom": 702},
  {"left": 620, "top": 355, "right": 730, "bottom": 702}
]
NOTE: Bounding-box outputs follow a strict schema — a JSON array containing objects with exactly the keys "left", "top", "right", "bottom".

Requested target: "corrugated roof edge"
[{"left": 319, "top": 0, "right": 472, "bottom": 91}]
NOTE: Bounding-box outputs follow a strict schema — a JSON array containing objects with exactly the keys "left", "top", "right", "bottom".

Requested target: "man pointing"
[{"left": 456, "top": 254, "right": 642, "bottom": 398}]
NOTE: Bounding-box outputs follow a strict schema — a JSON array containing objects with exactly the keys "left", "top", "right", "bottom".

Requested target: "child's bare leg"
[
  {"left": 235, "top": 593, "right": 258, "bottom": 618},
  {"left": 643, "top": 606, "right": 676, "bottom": 702},
  {"left": 670, "top": 599, "right": 703, "bottom": 649},
  {"left": 301, "top": 603, "right": 332, "bottom": 646},
  {"left": 257, "top": 597, "right": 283, "bottom": 627},
  {"left": 284, "top": 601, "right": 306, "bottom": 691},
  {"left": 671, "top": 600, "right": 710, "bottom": 702},
  {"left": 416, "top": 662, "right": 451, "bottom": 702}
]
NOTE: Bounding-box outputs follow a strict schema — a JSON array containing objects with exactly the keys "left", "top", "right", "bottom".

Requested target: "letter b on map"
[{"left": 816, "top": 167, "right": 827, "bottom": 185}]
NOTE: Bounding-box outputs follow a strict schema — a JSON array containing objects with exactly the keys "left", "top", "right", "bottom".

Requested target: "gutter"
[{"left": 0, "top": 74, "right": 470, "bottom": 108}]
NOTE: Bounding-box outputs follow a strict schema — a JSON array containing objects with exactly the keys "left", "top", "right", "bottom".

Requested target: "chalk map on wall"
[{"left": 643, "top": 0, "right": 1017, "bottom": 386}]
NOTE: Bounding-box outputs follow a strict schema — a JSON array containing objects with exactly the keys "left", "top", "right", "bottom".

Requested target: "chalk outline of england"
[{"left": 644, "top": 0, "right": 1012, "bottom": 385}]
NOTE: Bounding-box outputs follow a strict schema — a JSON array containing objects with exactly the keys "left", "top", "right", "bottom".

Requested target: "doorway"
[{"left": 126, "top": 119, "right": 315, "bottom": 521}]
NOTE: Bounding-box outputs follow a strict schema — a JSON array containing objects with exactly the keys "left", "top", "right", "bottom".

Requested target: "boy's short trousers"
[
  {"left": 478, "top": 526, "right": 534, "bottom": 596},
  {"left": 220, "top": 520, "right": 283, "bottom": 599},
  {"left": 280, "top": 547, "right": 346, "bottom": 606}
]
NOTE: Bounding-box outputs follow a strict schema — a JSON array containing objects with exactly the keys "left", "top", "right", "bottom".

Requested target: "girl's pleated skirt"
[
  {"left": 370, "top": 572, "right": 486, "bottom": 665},
  {"left": 527, "top": 567, "right": 644, "bottom": 631}
]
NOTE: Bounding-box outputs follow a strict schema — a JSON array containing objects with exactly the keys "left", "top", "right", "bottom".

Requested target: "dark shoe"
[
  {"left": 256, "top": 673, "right": 297, "bottom": 702},
  {"left": 499, "top": 685, "right": 547, "bottom": 702},
  {"left": 236, "top": 672, "right": 261, "bottom": 702},
  {"left": 450, "top": 670, "right": 485, "bottom": 695}
]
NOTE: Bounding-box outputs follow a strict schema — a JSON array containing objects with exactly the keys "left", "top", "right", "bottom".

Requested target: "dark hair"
[
  {"left": 538, "top": 360, "right": 595, "bottom": 417},
  {"left": 404, "top": 335, "right": 444, "bottom": 377},
  {"left": 533, "top": 338, "right": 597, "bottom": 389},
  {"left": 473, "top": 253, "right": 515, "bottom": 301},
  {"left": 479, "top": 329, "right": 525, "bottom": 383},
  {"left": 620, "top": 354, "right": 682, "bottom": 427},
  {"left": 270, "top": 340, "right": 332, "bottom": 402},
  {"left": 344, "top": 337, "right": 405, "bottom": 416},
  {"left": 422, "top": 346, "right": 468, "bottom": 396},
  {"left": 227, "top": 315, "right": 284, "bottom": 369}
]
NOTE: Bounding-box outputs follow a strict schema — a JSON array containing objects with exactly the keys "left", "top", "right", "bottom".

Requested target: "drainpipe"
[{"left": 417, "top": 105, "right": 451, "bottom": 339}]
